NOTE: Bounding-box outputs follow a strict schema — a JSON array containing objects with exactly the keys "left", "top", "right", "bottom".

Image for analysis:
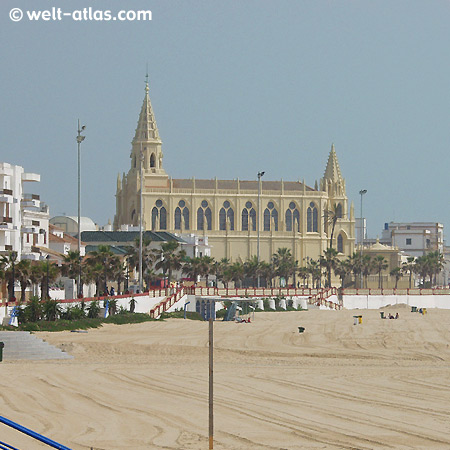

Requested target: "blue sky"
[{"left": 1, "top": 0, "right": 450, "bottom": 240}]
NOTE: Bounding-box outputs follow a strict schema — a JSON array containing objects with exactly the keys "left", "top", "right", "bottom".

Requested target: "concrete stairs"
[{"left": 0, "top": 332, "right": 73, "bottom": 361}]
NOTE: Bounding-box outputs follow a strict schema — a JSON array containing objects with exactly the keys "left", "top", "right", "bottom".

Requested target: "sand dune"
[{"left": 1, "top": 308, "right": 450, "bottom": 449}]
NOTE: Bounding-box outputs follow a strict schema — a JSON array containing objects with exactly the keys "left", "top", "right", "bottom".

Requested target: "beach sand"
[{"left": 1, "top": 307, "right": 450, "bottom": 449}]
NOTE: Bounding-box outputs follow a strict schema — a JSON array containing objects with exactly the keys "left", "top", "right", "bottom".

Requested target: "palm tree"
[
  {"left": 298, "top": 266, "right": 309, "bottom": 288},
  {"left": 347, "top": 252, "right": 362, "bottom": 287},
  {"left": 61, "top": 250, "right": 83, "bottom": 294},
  {"left": 216, "top": 258, "right": 231, "bottom": 288},
  {"left": 334, "top": 259, "right": 351, "bottom": 289},
  {"left": 323, "top": 203, "right": 341, "bottom": 249},
  {"left": 199, "top": 256, "right": 215, "bottom": 287},
  {"left": 390, "top": 267, "right": 402, "bottom": 289},
  {"left": 86, "top": 245, "right": 118, "bottom": 295},
  {"left": 373, "top": 255, "right": 388, "bottom": 288},
  {"left": 1, "top": 251, "right": 18, "bottom": 301},
  {"left": 182, "top": 256, "right": 203, "bottom": 284},
  {"left": 154, "top": 241, "right": 186, "bottom": 283},
  {"left": 15, "top": 259, "right": 32, "bottom": 302},
  {"left": 320, "top": 247, "right": 339, "bottom": 287},
  {"left": 35, "top": 259, "right": 59, "bottom": 300},
  {"left": 361, "top": 255, "right": 372, "bottom": 288},
  {"left": 229, "top": 261, "right": 245, "bottom": 288},
  {"left": 307, "top": 259, "right": 322, "bottom": 288},
  {"left": 259, "top": 261, "right": 276, "bottom": 288},
  {"left": 244, "top": 256, "right": 261, "bottom": 287},
  {"left": 272, "top": 248, "right": 296, "bottom": 287},
  {"left": 401, "top": 256, "right": 416, "bottom": 289}
]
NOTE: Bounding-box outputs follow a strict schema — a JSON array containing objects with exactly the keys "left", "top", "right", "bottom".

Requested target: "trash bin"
[
  {"left": 0, "top": 342, "right": 4, "bottom": 362},
  {"left": 353, "top": 316, "right": 359, "bottom": 325},
  {"left": 422, "top": 308, "right": 427, "bottom": 315},
  {"left": 358, "top": 316, "right": 363, "bottom": 324},
  {"left": 411, "top": 306, "right": 417, "bottom": 313},
  {"left": 298, "top": 327, "right": 305, "bottom": 333},
  {"left": 380, "top": 312, "right": 385, "bottom": 319}
]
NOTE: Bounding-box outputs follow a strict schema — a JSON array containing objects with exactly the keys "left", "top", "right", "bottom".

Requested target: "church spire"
[
  {"left": 323, "top": 143, "right": 343, "bottom": 182},
  {"left": 133, "top": 75, "right": 161, "bottom": 144}
]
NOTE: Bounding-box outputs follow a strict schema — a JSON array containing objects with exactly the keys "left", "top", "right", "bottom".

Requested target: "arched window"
[
  {"left": 150, "top": 153, "right": 156, "bottom": 168},
  {"left": 175, "top": 200, "right": 189, "bottom": 230},
  {"left": 307, "top": 202, "right": 318, "bottom": 232},
  {"left": 242, "top": 201, "right": 256, "bottom": 231},
  {"left": 336, "top": 203, "right": 343, "bottom": 218},
  {"left": 152, "top": 207, "right": 158, "bottom": 230},
  {"left": 264, "top": 201, "right": 278, "bottom": 231},
  {"left": 286, "top": 201, "right": 300, "bottom": 232},
  {"left": 219, "top": 201, "right": 234, "bottom": 231},
  {"left": 152, "top": 200, "right": 167, "bottom": 230},
  {"left": 337, "top": 234, "right": 344, "bottom": 253},
  {"left": 197, "top": 200, "right": 212, "bottom": 231}
]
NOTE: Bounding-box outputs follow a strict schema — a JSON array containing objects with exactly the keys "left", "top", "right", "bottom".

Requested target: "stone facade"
[{"left": 114, "top": 83, "right": 355, "bottom": 264}]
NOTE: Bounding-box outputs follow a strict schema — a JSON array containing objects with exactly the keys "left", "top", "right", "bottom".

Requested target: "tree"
[
  {"left": 297, "top": 266, "right": 309, "bottom": 288},
  {"left": 307, "top": 259, "right": 322, "bottom": 288},
  {"left": 229, "top": 261, "right": 245, "bottom": 288},
  {"left": 361, "top": 255, "right": 372, "bottom": 288},
  {"left": 373, "top": 255, "right": 388, "bottom": 288},
  {"left": 154, "top": 241, "right": 186, "bottom": 283},
  {"left": 182, "top": 257, "right": 203, "bottom": 284},
  {"left": 334, "top": 259, "right": 351, "bottom": 289},
  {"left": 272, "top": 248, "right": 296, "bottom": 287},
  {"left": 259, "top": 261, "right": 276, "bottom": 288},
  {"left": 199, "top": 256, "right": 215, "bottom": 287},
  {"left": 244, "top": 256, "right": 261, "bottom": 287},
  {"left": 216, "top": 258, "right": 232, "bottom": 288},
  {"left": 320, "top": 247, "right": 339, "bottom": 288},
  {"left": 86, "top": 245, "right": 118, "bottom": 295},
  {"left": 390, "top": 267, "right": 402, "bottom": 289},
  {"left": 61, "top": 250, "right": 83, "bottom": 295},
  {"left": 323, "top": 203, "right": 341, "bottom": 249},
  {"left": 401, "top": 256, "right": 416, "bottom": 289},
  {"left": 15, "top": 259, "right": 32, "bottom": 302}
]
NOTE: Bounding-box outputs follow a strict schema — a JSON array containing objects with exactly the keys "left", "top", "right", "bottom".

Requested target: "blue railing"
[
  {"left": 0, "top": 441, "right": 20, "bottom": 450},
  {"left": 0, "top": 416, "right": 72, "bottom": 449}
]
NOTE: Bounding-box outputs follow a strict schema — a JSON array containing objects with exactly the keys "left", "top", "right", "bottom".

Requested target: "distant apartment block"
[
  {"left": 0, "top": 162, "right": 49, "bottom": 260},
  {"left": 378, "top": 222, "right": 444, "bottom": 257}
]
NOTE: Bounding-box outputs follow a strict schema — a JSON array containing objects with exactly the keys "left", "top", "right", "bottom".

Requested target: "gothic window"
[
  {"left": 219, "top": 201, "right": 234, "bottom": 231},
  {"left": 150, "top": 153, "right": 156, "bottom": 168},
  {"left": 336, "top": 203, "right": 343, "bottom": 218},
  {"left": 242, "top": 201, "right": 256, "bottom": 231},
  {"left": 197, "top": 200, "right": 212, "bottom": 231},
  {"left": 286, "top": 201, "right": 300, "bottom": 232},
  {"left": 264, "top": 201, "right": 278, "bottom": 231},
  {"left": 337, "top": 234, "right": 344, "bottom": 253},
  {"left": 175, "top": 200, "right": 189, "bottom": 230},
  {"left": 307, "top": 202, "right": 318, "bottom": 232},
  {"left": 151, "top": 200, "right": 167, "bottom": 230}
]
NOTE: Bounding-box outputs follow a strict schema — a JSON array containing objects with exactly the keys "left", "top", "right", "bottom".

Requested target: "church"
[{"left": 114, "top": 82, "right": 355, "bottom": 264}]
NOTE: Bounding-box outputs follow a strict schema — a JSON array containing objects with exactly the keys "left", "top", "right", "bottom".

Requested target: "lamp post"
[
  {"left": 46, "top": 255, "right": 50, "bottom": 300},
  {"left": 76, "top": 120, "right": 86, "bottom": 298},
  {"left": 138, "top": 143, "right": 144, "bottom": 293},
  {"left": 10, "top": 251, "right": 17, "bottom": 303},
  {"left": 359, "top": 189, "right": 367, "bottom": 289},
  {"left": 257, "top": 171, "right": 265, "bottom": 288}
]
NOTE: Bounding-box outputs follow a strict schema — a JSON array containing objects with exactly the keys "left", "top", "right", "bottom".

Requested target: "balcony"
[
  {"left": 0, "top": 189, "right": 13, "bottom": 203},
  {"left": 1, "top": 217, "right": 12, "bottom": 224},
  {"left": 21, "top": 226, "right": 37, "bottom": 233}
]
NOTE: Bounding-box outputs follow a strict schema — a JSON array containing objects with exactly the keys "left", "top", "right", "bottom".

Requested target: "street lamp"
[
  {"left": 138, "top": 143, "right": 144, "bottom": 293},
  {"left": 10, "top": 251, "right": 17, "bottom": 302},
  {"left": 257, "top": 171, "right": 265, "bottom": 288},
  {"left": 46, "top": 255, "right": 50, "bottom": 300},
  {"left": 76, "top": 120, "right": 86, "bottom": 298},
  {"left": 359, "top": 189, "right": 367, "bottom": 289}
]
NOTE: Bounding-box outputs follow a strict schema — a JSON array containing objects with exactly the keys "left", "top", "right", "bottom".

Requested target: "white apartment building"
[
  {"left": 0, "top": 162, "right": 49, "bottom": 260},
  {"left": 380, "top": 222, "right": 444, "bottom": 257}
]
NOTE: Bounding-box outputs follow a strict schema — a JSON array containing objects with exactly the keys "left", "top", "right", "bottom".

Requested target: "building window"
[
  {"left": 197, "top": 200, "right": 212, "bottom": 231},
  {"left": 426, "top": 239, "right": 430, "bottom": 248},
  {"left": 337, "top": 234, "right": 343, "bottom": 253},
  {"left": 175, "top": 200, "right": 190, "bottom": 230},
  {"left": 264, "top": 201, "right": 278, "bottom": 231},
  {"left": 150, "top": 153, "right": 156, "bottom": 168},
  {"left": 152, "top": 200, "right": 167, "bottom": 230},
  {"left": 219, "top": 201, "right": 234, "bottom": 231},
  {"left": 406, "top": 238, "right": 412, "bottom": 245},
  {"left": 336, "top": 203, "right": 343, "bottom": 218},
  {"left": 285, "top": 202, "right": 300, "bottom": 232},
  {"left": 307, "top": 202, "right": 318, "bottom": 232},
  {"left": 242, "top": 201, "right": 256, "bottom": 231}
]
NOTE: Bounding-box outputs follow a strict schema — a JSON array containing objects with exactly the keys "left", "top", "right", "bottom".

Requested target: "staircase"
[{"left": 0, "top": 332, "right": 73, "bottom": 361}]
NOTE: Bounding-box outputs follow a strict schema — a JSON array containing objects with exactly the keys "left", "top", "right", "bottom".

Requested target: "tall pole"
[
  {"left": 257, "top": 171, "right": 265, "bottom": 288},
  {"left": 139, "top": 143, "right": 144, "bottom": 293},
  {"left": 359, "top": 189, "right": 367, "bottom": 289},
  {"left": 209, "top": 318, "right": 214, "bottom": 449},
  {"left": 76, "top": 120, "right": 86, "bottom": 298}
]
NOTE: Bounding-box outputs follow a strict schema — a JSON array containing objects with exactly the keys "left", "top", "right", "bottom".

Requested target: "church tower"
[{"left": 320, "top": 143, "right": 346, "bottom": 196}]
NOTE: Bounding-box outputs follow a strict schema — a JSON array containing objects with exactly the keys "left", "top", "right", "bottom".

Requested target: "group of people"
[{"left": 388, "top": 312, "right": 399, "bottom": 319}]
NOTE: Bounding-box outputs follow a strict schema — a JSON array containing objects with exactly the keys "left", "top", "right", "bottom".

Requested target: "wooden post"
[{"left": 209, "top": 318, "right": 214, "bottom": 449}]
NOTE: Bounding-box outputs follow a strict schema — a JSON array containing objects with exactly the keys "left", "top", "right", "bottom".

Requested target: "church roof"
[
  {"left": 172, "top": 179, "right": 314, "bottom": 192},
  {"left": 80, "top": 230, "right": 185, "bottom": 244},
  {"left": 323, "top": 144, "right": 343, "bottom": 182},
  {"left": 133, "top": 81, "right": 161, "bottom": 144}
]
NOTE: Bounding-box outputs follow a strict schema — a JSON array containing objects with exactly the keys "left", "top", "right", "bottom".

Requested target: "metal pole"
[
  {"left": 359, "top": 189, "right": 367, "bottom": 289},
  {"left": 209, "top": 318, "right": 214, "bottom": 449},
  {"left": 76, "top": 120, "right": 85, "bottom": 298},
  {"left": 257, "top": 171, "right": 265, "bottom": 288},
  {"left": 139, "top": 143, "right": 144, "bottom": 293}
]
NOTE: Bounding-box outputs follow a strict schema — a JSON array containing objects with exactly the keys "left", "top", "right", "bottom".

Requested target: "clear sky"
[{"left": 1, "top": 0, "right": 450, "bottom": 240}]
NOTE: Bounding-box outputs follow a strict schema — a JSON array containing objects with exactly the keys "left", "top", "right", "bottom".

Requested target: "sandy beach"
[{"left": 2, "top": 306, "right": 450, "bottom": 449}]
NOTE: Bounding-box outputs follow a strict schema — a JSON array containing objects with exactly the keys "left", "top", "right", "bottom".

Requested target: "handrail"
[
  {"left": 149, "top": 287, "right": 186, "bottom": 319},
  {"left": 0, "top": 415, "right": 72, "bottom": 449}
]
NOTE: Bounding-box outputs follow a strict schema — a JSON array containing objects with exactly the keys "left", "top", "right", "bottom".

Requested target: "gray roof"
[{"left": 81, "top": 231, "right": 185, "bottom": 244}]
